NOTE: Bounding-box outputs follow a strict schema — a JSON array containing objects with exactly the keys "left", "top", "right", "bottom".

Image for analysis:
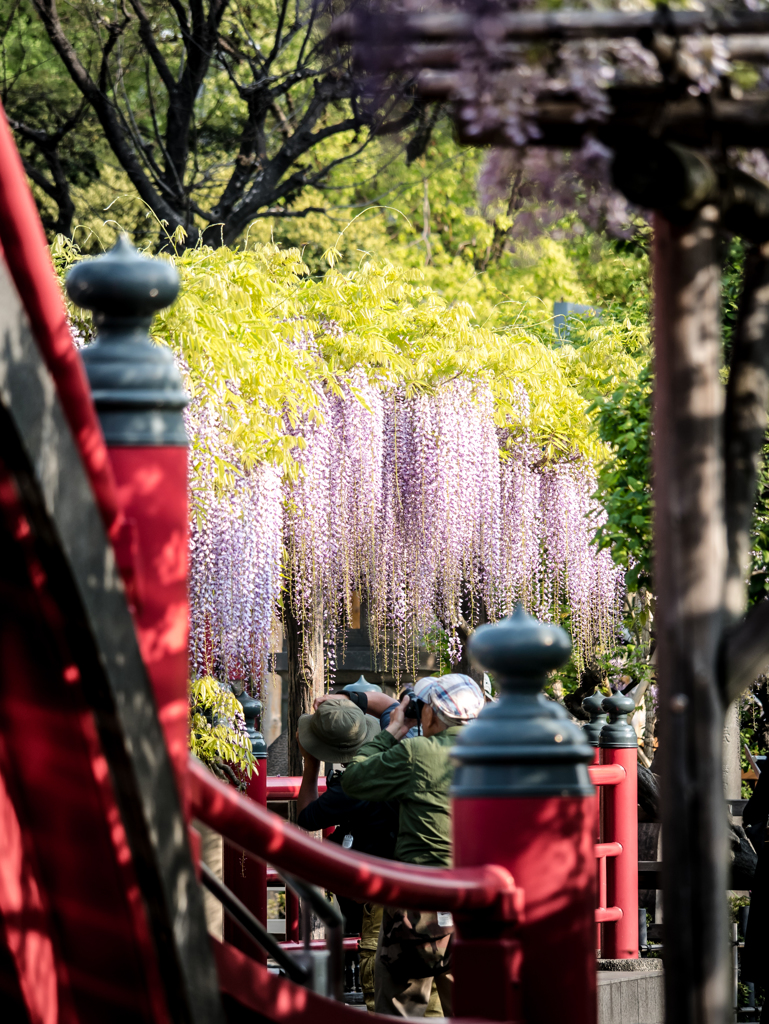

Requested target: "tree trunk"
[
  {"left": 653, "top": 208, "right": 730, "bottom": 1024},
  {"left": 285, "top": 604, "right": 325, "bottom": 782},
  {"left": 722, "top": 701, "right": 742, "bottom": 801}
]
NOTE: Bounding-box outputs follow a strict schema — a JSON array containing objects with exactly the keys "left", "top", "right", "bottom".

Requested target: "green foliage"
[
  {"left": 729, "top": 893, "right": 751, "bottom": 923},
  {"left": 1, "top": 2, "right": 106, "bottom": 234},
  {"left": 591, "top": 363, "right": 653, "bottom": 592},
  {"left": 189, "top": 676, "right": 254, "bottom": 786},
  {"left": 166, "top": 245, "right": 648, "bottom": 472},
  {"left": 420, "top": 624, "right": 455, "bottom": 677},
  {"left": 748, "top": 443, "right": 769, "bottom": 606},
  {"left": 55, "top": 231, "right": 649, "bottom": 483},
  {"left": 721, "top": 237, "right": 747, "bottom": 365},
  {"left": 250, "top": 123, "right": 652, "bottom": 334}
]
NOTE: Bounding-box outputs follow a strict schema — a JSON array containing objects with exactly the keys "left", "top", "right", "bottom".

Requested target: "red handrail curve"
[
  {"left": 588, "top": 763, "right": 625, "bottom": 786},
  {"left": 190, "top": 758, "right": 523, "bottom": 922},
  {"left": 266, "top": 777, "right": 327, "bottom": 801}
]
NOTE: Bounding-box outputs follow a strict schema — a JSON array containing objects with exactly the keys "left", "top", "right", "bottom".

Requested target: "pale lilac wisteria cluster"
[
  {"left": 186, "top": 389, "right": 283, "bottom": 695},
  {"left": 186, "top": 363, "right": 623, "bottom": 686},
  {"left": 281, "top": 375, "right": 624, "bottom": 676}
]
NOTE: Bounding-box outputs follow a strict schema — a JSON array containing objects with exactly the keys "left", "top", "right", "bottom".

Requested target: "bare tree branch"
[
  {"left": 30, "top": 0, "right": 190, "bottom": 235},
  {"left": 22, "top": 0, "right": 425, "bottom": 247},
  {"left": 722, "top": 598, "right": 769, "bottom": 701},
  {"left": 10, "top": 113, "right": 82, "bottom": 235},
  {"left": 127, "top": 0, "right": 177, "bottom": 94}
]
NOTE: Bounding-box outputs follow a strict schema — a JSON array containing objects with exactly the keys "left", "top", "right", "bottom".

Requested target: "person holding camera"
[{"left": 339, "top": 674, "right": 484, "bottom": 1018}]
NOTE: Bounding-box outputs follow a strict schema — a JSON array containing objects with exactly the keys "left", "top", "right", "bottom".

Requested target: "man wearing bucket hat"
[
  {"left": 340, "top": 673, "right": 484, "bottom": 1018},
  {"left": 295, "top": 697, "right": 399, "bottom": 1009}
]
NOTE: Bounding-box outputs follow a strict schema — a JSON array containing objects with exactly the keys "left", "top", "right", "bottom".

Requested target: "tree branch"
[
  {"left": 265, "top": 0, "right": 290, "bottom": 69},
  {"left": 10, "top": 114, "right": 79, "bottom": 235},
  {"left": 722, "top": 598, "right": 769, "bottom": 702},
  {"left": 127, "top": 0, "right": 177, "bottom": 94},
  {"left": 222, "top": 112, "right": 366, "bottom": 242},
  {"left": 30, "top": 0, "right": 191, "bottom": 235}
]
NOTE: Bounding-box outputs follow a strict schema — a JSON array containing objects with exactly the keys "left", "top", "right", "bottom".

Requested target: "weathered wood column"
[
  {"left": 653, "top": 207, "right": 730, "bottom": 1024},
  {"left": 285, "top": 603, "right": 325, "bottom": 781}
]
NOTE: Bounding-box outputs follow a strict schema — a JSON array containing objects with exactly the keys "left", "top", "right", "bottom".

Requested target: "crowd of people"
[{"left": 295, "top": 673, "right": 486, "bottom": 1017}]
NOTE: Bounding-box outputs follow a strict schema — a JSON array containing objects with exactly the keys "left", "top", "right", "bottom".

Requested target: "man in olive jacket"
[{"left": 341, "top": 674, "right": 484, "bottom": 1017}]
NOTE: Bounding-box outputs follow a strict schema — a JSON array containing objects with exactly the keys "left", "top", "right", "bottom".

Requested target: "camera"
[{"left": 403, "top": 694, "right": 425, "bottom": 720}]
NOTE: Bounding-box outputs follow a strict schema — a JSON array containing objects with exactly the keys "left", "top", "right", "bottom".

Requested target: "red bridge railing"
[
  {"left": 192, "top": 759, "right": 523, "bottom": 920},
  {"left": 261, "top": 756, "right": 638, "bottom": 957}
]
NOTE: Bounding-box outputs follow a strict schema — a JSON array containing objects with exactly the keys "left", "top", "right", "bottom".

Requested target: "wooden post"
[
  {"left": 284, "top": 604, "right": 325, "bottom": 788},
  {"left": 653, "top": 208, "right": 730, "bottom": 1024}
]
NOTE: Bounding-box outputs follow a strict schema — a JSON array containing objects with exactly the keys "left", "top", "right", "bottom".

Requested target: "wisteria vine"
[{"left": 188, "top": 368, "right": 624, "bottom": 691}]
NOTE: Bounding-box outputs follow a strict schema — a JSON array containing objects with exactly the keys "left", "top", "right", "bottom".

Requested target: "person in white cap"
[{"left": 339, "top": 673, "right": 485, "bottom": 1018}]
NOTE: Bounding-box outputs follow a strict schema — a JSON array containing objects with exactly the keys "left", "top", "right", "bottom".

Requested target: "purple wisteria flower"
[{"left": 187, "top": 368, "right": 624, "bottom": 686}]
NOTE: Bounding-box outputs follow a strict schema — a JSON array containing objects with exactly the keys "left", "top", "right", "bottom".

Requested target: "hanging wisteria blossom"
[
  {"left": 164, "top": 247, "right": 630, "bottom": 690},
  {"left": 186, "top": 388, "right": 283, "bottom": 695},
  {"left": 276, "top": 374, "right": 624, "bottom": 679},
  {"left": 188, "top": 367, "right": 623, "bottom": 686}
]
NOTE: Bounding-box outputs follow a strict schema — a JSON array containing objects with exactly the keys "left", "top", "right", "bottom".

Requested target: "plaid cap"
[{"left": 421, "top": 674, "right": 484, "bottom": 723}]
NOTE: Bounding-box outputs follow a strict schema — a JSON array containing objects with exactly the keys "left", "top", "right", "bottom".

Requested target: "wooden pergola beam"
[
  {"left": 335, "top": 8, "right": 769, "bottom": 43},
  {"left": 412, "top": 84, "right": 769, "bottom": 150}
]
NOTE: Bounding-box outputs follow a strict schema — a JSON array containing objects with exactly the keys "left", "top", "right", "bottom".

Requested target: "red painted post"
[
  {"left": 285, "top": 886, "right": 300, "bottom": 942},
  {"left": 453, "top": 605, "right": 597, "bottom": 1024},
  {"left": 224, "top": 692, "right": 268, "bottom": 961},
  {"left": 582, "top": 692, "right": 607, "bottom": 953},
  {"left": 600, "top": 694, "right": 639, "bottom": 961},
  {"left": 68, "top": 238, "right": 191, "bottom": 798}
]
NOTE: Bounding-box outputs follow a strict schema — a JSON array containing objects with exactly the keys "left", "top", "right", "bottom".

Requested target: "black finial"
[
  {"left": 452, "top": 604, "right": 594, "bottom": 797},
  {"left": 599, "top": 693, "right": 638, "bottom": 749},
  {"left": 66, "top": 235, "right": 188, "bottom": 446},
  {"left": 237, "top": 690, "right": 267, "bottom": 760},
  {"left": 582, "top": 692, "right": 608, "bottom": 747}
]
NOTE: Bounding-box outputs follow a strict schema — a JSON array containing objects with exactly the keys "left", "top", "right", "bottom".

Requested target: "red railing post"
[
  {"left": 599, "top": 694, "right": 639, "bottom": 961},
  {"left": 582, "top": 693, "right": 607, "bottom": 953},
  {"left": 454, "top": 605, "right": 597, "bottom": 1024},
  {"left": 285, "top": 886, "right": 300, "bottom": 943},
  {"left": 224, "top": 692, "right": 268, "bottom": 961},
  {"left": 70, "top": 238, "right": 191, "bottom": 800}
]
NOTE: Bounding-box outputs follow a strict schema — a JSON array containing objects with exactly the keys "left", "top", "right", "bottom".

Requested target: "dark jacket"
[
  {"left": 297, "top": 768, "right": 399, "bottom": 860},
  {"left": 297, "top": 768, "right": 399, "bottom": 935}
]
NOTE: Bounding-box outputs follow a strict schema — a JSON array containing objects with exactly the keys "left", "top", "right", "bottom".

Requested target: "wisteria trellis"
[{"left": 188, "top": 370, "right": 624, "bottom": 693}]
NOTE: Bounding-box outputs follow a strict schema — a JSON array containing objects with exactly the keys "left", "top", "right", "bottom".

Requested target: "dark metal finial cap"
[
  {"left": 66, "top": 236, "right": 188, "bottom": 446},
  {"left": 237, "top": 690, "right": 267, "bottom": 760},
  {"left": 599, "top": 693, "right": 638, "bottom": 749},
  {"left": 452, "top": 604, "right": 594, "bottom": 798},
  {"left": 582, "top": 692, "right": 608, "bottom": 747},
  {"left": 66, "top": 234, "right": 180, "bottom": 320}
]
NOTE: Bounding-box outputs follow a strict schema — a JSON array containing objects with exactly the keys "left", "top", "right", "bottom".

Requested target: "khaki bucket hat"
[{"left": 297, "top": 697, "right": 379, "bottom": 764}]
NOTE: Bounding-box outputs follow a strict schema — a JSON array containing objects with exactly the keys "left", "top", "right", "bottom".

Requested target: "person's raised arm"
[
  {"left": 313, "top": 689, "right": 399, "bottom": 719},
  {"left": 341, "top": 709, "right": 414, "bottom": 803},
  {"left": 362, "top": 691, "right": 401, "bottom": 717},
  {"left": 296, "top": 735, "right": 321, "bottom": 817}
]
